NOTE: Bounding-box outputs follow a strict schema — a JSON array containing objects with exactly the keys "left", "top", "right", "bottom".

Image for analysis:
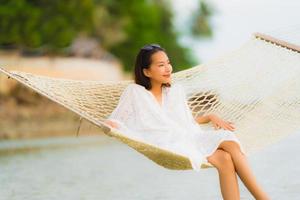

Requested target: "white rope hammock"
[{"left": 1, "top": 32, "right": 299, "bottom": 170}]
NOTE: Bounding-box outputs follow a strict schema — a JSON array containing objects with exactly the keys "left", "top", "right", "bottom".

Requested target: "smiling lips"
[{"left": 163, "top": 74, "right": 171, "bottom": 78}]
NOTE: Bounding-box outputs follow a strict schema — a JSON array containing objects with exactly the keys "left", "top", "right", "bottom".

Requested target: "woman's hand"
[
  {"left": 208, "top": 114, "right": 235, "bottom": 131},
  {"left": 104, "top": 120, "right": 119, "bottom": 129}
]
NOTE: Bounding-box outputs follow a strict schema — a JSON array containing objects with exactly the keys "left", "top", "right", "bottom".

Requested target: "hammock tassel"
[{"left": 76, "top": 117, "right": 83, "bottom": 137}]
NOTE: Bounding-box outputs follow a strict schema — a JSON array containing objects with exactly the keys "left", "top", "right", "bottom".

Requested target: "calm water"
[{"left": 0, "top": 134, "right": 300, "bottom": 200}]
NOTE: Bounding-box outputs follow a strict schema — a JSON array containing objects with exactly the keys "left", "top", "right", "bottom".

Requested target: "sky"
[{"left": 171, "top": 0, "right": 300, "bottom": 63}]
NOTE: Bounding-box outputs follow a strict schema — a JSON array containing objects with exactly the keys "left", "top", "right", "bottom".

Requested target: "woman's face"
[{"left": 143, "top": 51, "right": 173, "bottom": 85}]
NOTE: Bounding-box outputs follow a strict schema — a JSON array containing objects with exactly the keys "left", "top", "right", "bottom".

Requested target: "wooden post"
[{"left": 254, "top": 32, "right": 300, "bottom": 53}]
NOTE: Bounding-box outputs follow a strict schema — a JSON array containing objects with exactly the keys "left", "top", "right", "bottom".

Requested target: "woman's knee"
[
  {"left": 219, "top": 141, "right": 242, "bottom": 154},
  {"left": 207, "top": 149, "right": 234, "bottom": 170}
]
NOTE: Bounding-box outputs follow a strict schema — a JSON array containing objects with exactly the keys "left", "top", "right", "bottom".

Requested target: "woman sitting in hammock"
[{"left": 104, "top": 44, "right": 270, "bottom": 200}]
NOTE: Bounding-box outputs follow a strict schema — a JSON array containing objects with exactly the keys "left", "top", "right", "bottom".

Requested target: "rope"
[{"left": 76, "top": 117, "right": 83, "bottom": 137}]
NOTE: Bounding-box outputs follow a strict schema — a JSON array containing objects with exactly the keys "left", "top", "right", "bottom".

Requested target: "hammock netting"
[{"left": 1, "top": 32, "right": 299, "bottom": 170}]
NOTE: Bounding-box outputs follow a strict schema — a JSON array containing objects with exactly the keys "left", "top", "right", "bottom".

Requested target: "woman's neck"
[{"left": 149, "top": 81, "right": 163, "bottom": 96}]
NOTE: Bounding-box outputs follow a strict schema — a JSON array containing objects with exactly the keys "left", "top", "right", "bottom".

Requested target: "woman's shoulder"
[
  {"left": 170, "top": 82, "right": 187, "bottom": 98},
  {"left": 118, "top": 83, "right": 135, "bottom": 97},
  {"left": 122, "top": 83, "right": 146, "bottom": 95},
  {"left": 170, "top": 82, "right": 184, "bottom": 91},
  {"left": 172, "top": 82, "right": 182, "bottom": 87},
  {"left": 126, "top": 83, "right": 145, "bottom": 91},
  {"left": 129, "top": 83, "right": 142, "bottom": 88}
]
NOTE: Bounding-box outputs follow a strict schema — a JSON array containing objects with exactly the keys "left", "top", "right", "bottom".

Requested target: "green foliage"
[
  {"left": 0, "top": 0, "right": 213, "bottom": 71},
  {"left": 0, "top": 0, "right": 94, "bottom": 54},
  {"left": 98, "top": 0, "right": 199, "bottom": 72}
]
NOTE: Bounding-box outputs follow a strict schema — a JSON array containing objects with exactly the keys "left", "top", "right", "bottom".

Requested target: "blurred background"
[
  {"left": 0, "top": 0, "right": 299, "bottom": 199},
  {"left": 0, "top": 0, "right": 210, "bottom": 139}
]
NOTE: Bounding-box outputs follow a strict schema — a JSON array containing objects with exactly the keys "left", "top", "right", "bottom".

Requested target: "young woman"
[{"left": 104, "top": 44, "right": 270, "bottom": 200}]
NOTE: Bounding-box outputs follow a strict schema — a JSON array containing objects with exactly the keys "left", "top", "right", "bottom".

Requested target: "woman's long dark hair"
[{"left": 134, "top": 44, "right": 171, "bottom": 90}]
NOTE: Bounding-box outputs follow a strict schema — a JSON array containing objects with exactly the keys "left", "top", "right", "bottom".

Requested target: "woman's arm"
[
  {"left": 178, "top": 84, "right": 234, "bottom": 131},
  {"left": 195, "top": 114, "right": 212, "bottom": 124},
  {"left": 195, "top": 113, "right": 235, "bottom": 131},
  {"left": 105, "top": 84, "right": 135, "bottom": 129}
]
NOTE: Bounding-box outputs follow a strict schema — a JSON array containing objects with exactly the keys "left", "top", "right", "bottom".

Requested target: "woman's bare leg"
[
  {"left": 219, "top": 141, "right": 270, "bottom": 200},
  {"left": 207, "top": 149, "right": 240, "bottom": 200}
]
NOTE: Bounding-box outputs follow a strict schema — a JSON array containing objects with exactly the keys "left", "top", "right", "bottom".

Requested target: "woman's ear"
[{"left": 143, "top": 68, "right": 150, "bottom": 78}]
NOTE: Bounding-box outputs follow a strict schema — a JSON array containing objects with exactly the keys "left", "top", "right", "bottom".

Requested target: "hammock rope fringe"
[{"left": 1, "top": 32, "right": 299, "bottom": 170}]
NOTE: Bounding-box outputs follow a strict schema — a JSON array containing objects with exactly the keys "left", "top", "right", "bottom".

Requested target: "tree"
[
  {"left": 0, "top": 0, "right": 94, "bottom": 54},
  {"left": 190, "top": 1, "right": 214, "bottom": 38},
  {"left": 102, "top": 0, "right": 199, "bottom": 72},
  {"left": 0, "top": 0, "right": 214, "bottom": 71}
]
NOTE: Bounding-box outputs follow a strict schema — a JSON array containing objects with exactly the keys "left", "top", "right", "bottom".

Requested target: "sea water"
[{"left": 0, "top": 133, "right": 299, "bottom": 200}]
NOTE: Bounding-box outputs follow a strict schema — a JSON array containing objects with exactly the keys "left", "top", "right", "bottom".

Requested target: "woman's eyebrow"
[{"left": 156, "top": 60, "right": 170, "bottom": 64}]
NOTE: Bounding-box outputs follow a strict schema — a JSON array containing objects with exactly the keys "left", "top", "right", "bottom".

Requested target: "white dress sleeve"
[{"left": 106, "top": 84, "right": 135, "bottom": 129}]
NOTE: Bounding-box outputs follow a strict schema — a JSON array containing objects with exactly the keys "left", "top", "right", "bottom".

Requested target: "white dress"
[{"left": 107, "top": 82, "right": 246, "bottom": 171}]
